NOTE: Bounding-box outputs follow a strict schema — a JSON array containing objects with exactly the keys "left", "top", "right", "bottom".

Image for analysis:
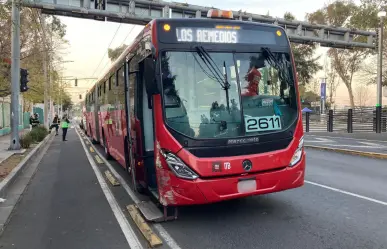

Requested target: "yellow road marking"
[
  {"left": 104, "top": 170, "right": 120, "bottom": 186},
  {"left": 127, "top": 205, "right": 163, "bottom": 247},
  {"left": 95, "top": 155, "right": 103, "bottom": 164},
  {"left": 90, "top": 146, "right": 95, "bottom": 153}
]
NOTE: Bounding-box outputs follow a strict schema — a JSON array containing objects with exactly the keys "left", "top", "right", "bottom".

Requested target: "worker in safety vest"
[{"left": 61, "top": 114, "right": 70, "bottom": 141}]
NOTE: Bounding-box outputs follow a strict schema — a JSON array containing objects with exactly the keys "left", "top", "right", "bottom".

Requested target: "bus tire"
[{"left": 103, "top": 132, "right": 112, "bottom": 160}]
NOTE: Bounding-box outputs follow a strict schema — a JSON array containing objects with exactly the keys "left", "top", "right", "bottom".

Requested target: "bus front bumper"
[{"left": 159, "top": 153, "right": 305, "bottom": 206}]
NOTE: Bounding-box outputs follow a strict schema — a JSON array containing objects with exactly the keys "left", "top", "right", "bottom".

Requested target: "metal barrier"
[{"left": 303, "top": 107, "right": 387, "bottom": 133}]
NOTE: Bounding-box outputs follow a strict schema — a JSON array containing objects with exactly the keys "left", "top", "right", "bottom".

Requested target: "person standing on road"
[
  {"left": 49, "top": 114, "right": 60, "bottom": 136},
  {"left": 61, "top": 114, "right": 70, "bottom": 141}
]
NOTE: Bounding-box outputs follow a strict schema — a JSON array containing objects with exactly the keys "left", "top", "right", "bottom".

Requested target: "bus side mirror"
[{"left": 143, "top": 58, "right": 159, "bottom": 95}]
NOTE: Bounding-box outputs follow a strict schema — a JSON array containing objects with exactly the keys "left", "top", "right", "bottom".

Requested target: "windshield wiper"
[
  {"left": 261, "top": 47, "right": 294, "bottom": 89},
  {"left": 223, "top": 60, "right": 231, "bottom": 113},
  {"left": 193, "top": 46, "right": 231, "bottom": 112}
]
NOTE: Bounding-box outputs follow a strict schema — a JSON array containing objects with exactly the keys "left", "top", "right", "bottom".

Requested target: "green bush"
[
  {"left": 30, "top": 125, "right": 48, "bottom": 142},
  {"left": 20, "top": 133, "right": 33, "bottom": 149}
]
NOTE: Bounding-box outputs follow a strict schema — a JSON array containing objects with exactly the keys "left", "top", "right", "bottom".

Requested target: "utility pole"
[
  {"left": 48, "top": 30, "right": 53, "bottom": 125},
  {"left": 39, "top": 14, "right": 49, "bottom": 130},
  {"left": 376, "top": 10, "right": 385, "bottom": 133},
  {"left": 9, "top": 0, "right": 21, "bottom": 150}
]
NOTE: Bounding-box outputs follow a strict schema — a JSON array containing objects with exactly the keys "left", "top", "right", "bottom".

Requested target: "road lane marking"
[
  {"left": 306, "top": 135, "right": 387, "bottom": 144},
  {"left": 312, "top": 144, "right": 385, "bottom": 148},
  {"left": 305, "top": 180, "right": 387, "bottom": 206},
  {"left": 95, "top": 155, "right": 103, "bottom": 164},
  {"left": 105, "top": 170, "right": 120, "bottom": 186},
  {"left": 79, "top": 128, "right": 182, "bottom": 249},
  {"left": 307, "top": 138, "right": 335, "bottom": 143},
  {"left": 358, "top": 141, "right": 387, "bottom": 147},
  {"left": 305, "top": 145, "right": 387, "bottom": 159},
  {"left": 75, "top": 128, "right": 144, "bottom": 249},
  {"left": 153, "top": 224, "right": 182, "bottom": 249},
  {"left": 127, "top": 205, "right": 163, "bottom": 247}
]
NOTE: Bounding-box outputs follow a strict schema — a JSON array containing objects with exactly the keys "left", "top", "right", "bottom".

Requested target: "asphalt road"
[
  {"left": 0, "top": 129, "right": 132, "bottom": 249},
  {"left": 1, "top": 125, "right": 387, "bottom": 249},
  {"left": 305, "top": 134, "right": 387, "bottom": 154}
]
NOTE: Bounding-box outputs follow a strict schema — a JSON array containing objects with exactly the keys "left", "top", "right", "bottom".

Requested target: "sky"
[{"left": 57, "top": 0, "right": 386, "bottom": 106}]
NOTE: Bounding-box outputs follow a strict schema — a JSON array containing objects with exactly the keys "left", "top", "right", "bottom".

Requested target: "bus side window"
[{"left": 129, "top": 68, "right": 137, "bottom": 115}]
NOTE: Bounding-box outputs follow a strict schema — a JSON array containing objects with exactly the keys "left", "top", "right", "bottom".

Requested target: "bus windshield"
[{"left": 161, "top": 49, "right": 298, "bottom": 139}]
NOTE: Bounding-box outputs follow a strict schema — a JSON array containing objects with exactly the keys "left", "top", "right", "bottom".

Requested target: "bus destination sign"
[
  {"left": 176, "top": 28, "right": 238, "bottom": 43},
  {"left": 159, "top": 24, "right": 285, "bottom": 45}
]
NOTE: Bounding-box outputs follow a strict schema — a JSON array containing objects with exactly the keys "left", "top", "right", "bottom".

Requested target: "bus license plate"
[{"left": 237, "top": 179, "right": 257, "bottom": 193}]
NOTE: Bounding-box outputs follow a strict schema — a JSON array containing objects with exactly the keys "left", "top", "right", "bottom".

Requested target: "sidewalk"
[
  {"left": 0, "top": 129, "right": 30, "bottom": 164},
  {"left": 0, "top": 127, "right": 130, "bottom": 249}
]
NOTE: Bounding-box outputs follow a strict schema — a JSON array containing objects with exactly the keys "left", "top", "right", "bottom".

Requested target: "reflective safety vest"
[{"left": 61, "top": 120, "right": 69, "bottom": 128}]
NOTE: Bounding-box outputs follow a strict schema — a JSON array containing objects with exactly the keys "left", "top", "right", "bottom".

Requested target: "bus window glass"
[
  {"left": 161, "top": 50, "right": 297, "bottom": 139},
  {"left": 161, "top": 51, "right": 242, "bottom": 138}
]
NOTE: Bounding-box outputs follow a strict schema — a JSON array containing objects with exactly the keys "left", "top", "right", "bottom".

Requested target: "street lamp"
[{"left": 376, "top": 10, "right": 385, "bottom": 133}]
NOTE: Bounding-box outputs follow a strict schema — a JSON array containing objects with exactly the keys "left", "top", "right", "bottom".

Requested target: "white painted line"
[
  {"left": 305, "top": 180, "right": 387, "bottom": 206},
  {"left": 154, "top": 224, "right": 182, "bottom": 249},
  {"left": 314, "top": 138, "right": 334, "bottom": 143},
  {"left": 80, "top": 128, "right": 182, "bottom": 249},
  {"left": 311, "top": 144, "right": 384, "bottom": 149},
  {"left": 75, "top": 128, "right": 144, "bottom": 249},
  {"left": 306, "top": 135, "right": 387, "bottom": 144},
  {"left": 358, "top": 141, "right": 387, "bottom": 148}
]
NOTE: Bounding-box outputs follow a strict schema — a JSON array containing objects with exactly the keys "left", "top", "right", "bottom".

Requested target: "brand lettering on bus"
[{"left": 227, "top": 137, "right": 260, "bottom": 145}]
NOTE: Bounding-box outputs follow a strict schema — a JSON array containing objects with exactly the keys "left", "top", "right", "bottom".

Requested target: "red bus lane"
[{"left": 84, "top": 9, "right": 305, "bottom": 221}]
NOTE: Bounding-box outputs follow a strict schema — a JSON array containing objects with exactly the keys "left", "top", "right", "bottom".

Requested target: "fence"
[
  {"left": 303, "top": 107, "right": 387, "bottom": 133},
  {"left": 0, "top": 99, "right": 30, "bottom": 136}
]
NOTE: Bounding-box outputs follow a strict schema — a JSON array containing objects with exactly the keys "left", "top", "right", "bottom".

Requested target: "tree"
[
  {"left": 308, "top": 0, "right": 375, "bottom": 108},
  {"left": 325, "top": 60, "right": 341, "bottom": 108},
  {"left": 62, "top": 91, "right": 73, "bottom": 111},
  {"left": 355, "top": 83, "right": 372, "bottom": 106},
  {"left": 284, "top": 12, "right": 322, "bottom": 86},
  {"left": 352, "top": 0, "right": 387, "bottom": 87},
  {"left": 108, "top": 44, "right": 128, "bottom": 62},
  {"left": 0, "top": 4, "right": 68, "bottom": 101}
]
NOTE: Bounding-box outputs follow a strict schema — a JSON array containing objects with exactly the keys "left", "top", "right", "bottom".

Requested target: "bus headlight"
[
  {"left": 160, "top": 150, "right": 199, "bottom": 180},
  {"left": 289, "top": 136, "right": 304, "bottom": 167}
]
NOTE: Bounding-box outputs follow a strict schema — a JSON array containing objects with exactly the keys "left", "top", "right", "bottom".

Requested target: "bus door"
[{"left": 127, "top": 58, "right": 157, "bottom": 196}]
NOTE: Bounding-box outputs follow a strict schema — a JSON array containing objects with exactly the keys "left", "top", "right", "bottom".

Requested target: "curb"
[
  {"left": 0, "top": 132, "right": 55, "bottom": 197},
  {"left": 305, "top": 145, "right": 387, "bottom": 159}
]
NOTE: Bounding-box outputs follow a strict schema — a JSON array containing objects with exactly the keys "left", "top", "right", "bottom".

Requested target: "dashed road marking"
[
  {"left": 79, "top": 129, "right": 182, "bottom": 249},
  {"left": 105, "top": 170, "right": 120, "bottom": 186},
  {"left": 306, "top": 180, "right": 387, "bottom": 206},
  {"left": 95, "top": 155, "right": 103, "bottom": 164},
  {"left": 127, "top": 205, "right": 163, "bottom": 247},
  {"left": 75, "top": 128, "right": 144, "bottom": 249}
]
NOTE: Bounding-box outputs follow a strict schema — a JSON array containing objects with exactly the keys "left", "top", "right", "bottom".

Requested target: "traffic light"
[
  {"left": 75, "top": 78, "right": 78, "bottom": 86},
  {"left": 20, "top": 68, "right": 29, "bottom": 92}
]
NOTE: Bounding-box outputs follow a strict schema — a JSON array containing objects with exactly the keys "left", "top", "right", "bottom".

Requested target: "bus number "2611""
[{"left": 245, "top": 116, "right": 282, "bottom": 132}]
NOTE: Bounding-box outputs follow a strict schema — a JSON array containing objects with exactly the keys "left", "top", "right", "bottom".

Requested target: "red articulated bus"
[
  {"left": 85, "top": 9, "right": 305, "bottom": 221},
  {"left": 84, "top": 85, "right": 101, "bottom": 143}
]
